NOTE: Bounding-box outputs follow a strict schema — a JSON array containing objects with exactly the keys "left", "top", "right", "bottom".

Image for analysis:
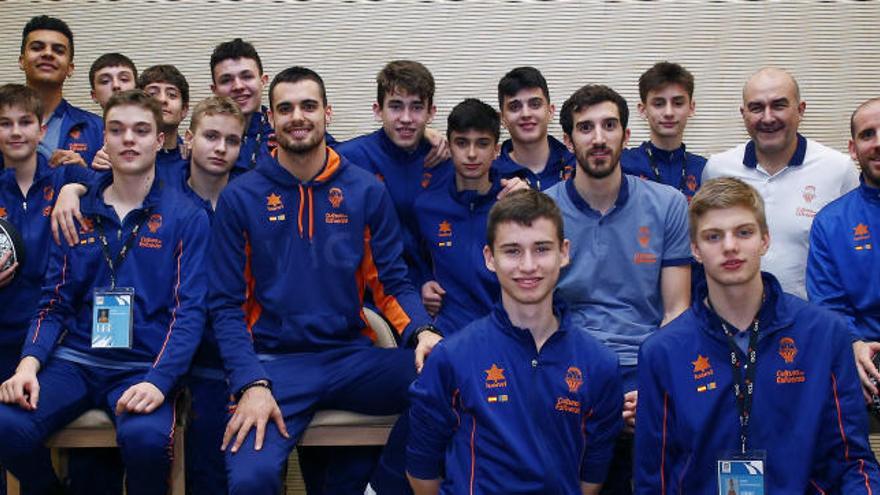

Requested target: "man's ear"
[{"left": 483, "top": 244, "right": 497, "bottom": 273}]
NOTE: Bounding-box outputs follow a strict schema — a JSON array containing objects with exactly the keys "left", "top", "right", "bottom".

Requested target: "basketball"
[{"left": 0, "top": 217, "right": 25, "bottom": 273}]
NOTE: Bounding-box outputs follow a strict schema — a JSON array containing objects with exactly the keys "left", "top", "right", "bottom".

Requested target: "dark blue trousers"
[
  {"left": 225, "top": 346, "right": 416, "bottom": 495},
  {"left": 0, "top": 357, "right": 178, "bottom": 495},
  {"left": 185, "top": 372, "right": 229, "bottom": 494}
]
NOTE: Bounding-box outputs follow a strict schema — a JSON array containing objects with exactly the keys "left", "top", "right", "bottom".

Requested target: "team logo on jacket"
[
  {"left": 692, "top": 354, "right": 717, "bottom": 392},
  {"left": 778, "top": 337, "right": 797, "bottom": 364},
  {"left": 43, "top": 185, "right": 55, "bottom": 202},
  {"left": 686, "top": 174, "right": 697, "bottom": 192},
  {"left": 776, "top": 337, "right": 806, "bottom": 384},
  {"left": 565, "top": 366, "right": 583, "bottom": 393},
  {"left": 267, "top": 193, "right": 284, "bottom": 212},
  {"left": 78, "top": 217, "right": 96, "bottom": 244},
  {"left": 69, "top": 128, "right": 81, "bottom": 139},
  {"left": 328, "top": 187, "right": 344, "bottom": 208},
  {"left": 69, "top": 143, "right": 88, "bottom": 152},
  {"left": 421, "top": 172, "right": 433, "bottom": 189},
  {"left": 854, "top": 223, "right": 872, "bottom": 251},
  {"left": 485, "top": 363, "right": 507, "bottom": 389},
  {"left": 437, "top": 220, "right": 452, "bottom": 247},
  {"left": 139, "top": 213, "right": 163, "bottom": 249},
  {"left": 147, "top": 214, "right": 163, "bottom": 234},
  {"left": 0, "top": 207, "right": 6, "bottom": 219}
]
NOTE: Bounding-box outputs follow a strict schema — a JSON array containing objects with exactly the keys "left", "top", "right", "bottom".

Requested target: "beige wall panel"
[{"left": 1, "top": 1, "right": 877, "bottom": 156}]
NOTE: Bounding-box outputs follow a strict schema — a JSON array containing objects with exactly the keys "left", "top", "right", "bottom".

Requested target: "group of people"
[{"left": 0, "top": 13, "right": 878, "bottom": 495}]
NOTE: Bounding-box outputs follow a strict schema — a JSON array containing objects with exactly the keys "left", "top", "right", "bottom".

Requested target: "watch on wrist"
[
  {"left": 237, "top": 379, "right": 272, "bottom": 400},
  {"left": 410, "top": 324, "right": 442, "bottom": 347}
]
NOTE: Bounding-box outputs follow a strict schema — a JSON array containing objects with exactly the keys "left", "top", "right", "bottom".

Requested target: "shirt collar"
[
  {"left": 859, "top": 175, "right": 880, "bottom": 203},
  {"left": 564, "top": 172, "right": 629, "bottom": 215},
  {"left": 743, "top": 133, "right": 807, "bottom": 169},
  {"left": 644, "top": 140, "right": 687, "bottom": 161}
]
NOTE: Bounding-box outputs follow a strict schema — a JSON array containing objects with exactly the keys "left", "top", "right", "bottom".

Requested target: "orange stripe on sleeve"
[
  {"left": 32, "top": 254, "right": 68, "bottom": 344},
  {"left": 242, "top": 233, "right": 261, "bottom": 338},
  {"left": 831, "top": 373, "right": 873, "bottom": 494},
  {"left": 153, "top": 240, "right": 183, "bottom": 366},
  {"left": 359, "top": 226, "right": 412, "bottom": 335}
]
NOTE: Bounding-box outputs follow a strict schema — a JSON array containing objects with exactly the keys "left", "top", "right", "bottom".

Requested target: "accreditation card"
[
  {"left": 92, "top": 287, "right": 134, "bottom": 349},
  {"left": 717, "top": 451, "right": 766, "bottom": 495}
]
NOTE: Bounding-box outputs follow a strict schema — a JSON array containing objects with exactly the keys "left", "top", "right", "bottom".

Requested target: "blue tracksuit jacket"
[
  {"left": 155, "top": 138, "right": 187, "bottom": 187},
  {"left": 22, "top": 172, "right": 209, "bottom": 396},
  {"left": 635, "top": 273, "right": 880, "bottom": 494},
  {"left": 336, "top": 129, "right": 452, "bottom": 285},
  {"left": 493, "top": 136, "right": 575, "bottom": 191},
  {"left": 807, "top": 179, "right": 880, "bottom": 341},
  {"left": 209, "top": 147, "right": 430, "bottom": 395},
  {"left": 413, "top": 173, "right": 502, "bottom": 335},
  {"left": 620, "top": 141, "right": 706, "bottom": 200},
  {"left": 408, "top": 302, "right": 623, "bottom": 493},
  {"left": 0, "top": 157, "right": 94, "bottom": 345}
]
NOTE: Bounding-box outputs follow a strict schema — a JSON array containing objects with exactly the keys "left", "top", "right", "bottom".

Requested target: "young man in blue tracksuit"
[
  {"left": 209, "top": 38, "right": 339, "bottom": 179},
  {"left": 407, "top": 188, "right": 623, "bottom": 494},
  {"left": 210, "top": 67, "right": 440, "bottom": 495},
  {"left": 494, "top": 66, "right": 575, "bottom": 190},
  {"left": 808, "top": 97, "right": 880, "bottom": 403},
  {"left": 88, "top": 53, "right": 137, "bottom": 111},
  {"left": 51, "top": 95, "right": 247, "bottom": 495},
  {"left": 415, "top": 98, "right": 527, "bottom": 335},
  {"left": 620, "top": 62, "right": 706, "bottom": 201},
  {"left": 4, "top": 16, "right": 103, "bottom": 170},
  {"left": 635, "top": 177, "right": 880, "bottom": 493},
  {"left": 139, "top": 65, "right": 190, "bottom": 185},
  {"left": 0, "top": 90, "right": 209, "bottom": 495},
  {"left": 336, "top": 60, "right": 452, "bottom": 287},
  {"left": 0, "top": 83, "right": 94, "bottom": 385}
]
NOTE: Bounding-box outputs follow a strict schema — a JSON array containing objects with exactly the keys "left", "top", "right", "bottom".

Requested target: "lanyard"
[
  {"left": 708, "top": 298, "right": 760, "bottom": 454},
  {"left": 94, "top": 211, "right": 150, "bottom": 289},
  {"left": 646, "top": 144, "right": 688, "bottom": 193}
]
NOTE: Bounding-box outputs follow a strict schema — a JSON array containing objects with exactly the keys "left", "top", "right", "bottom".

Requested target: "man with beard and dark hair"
[
  {"left": 808, "top": 97, "right": 880, "bottom": 404},
  {"left": 210, "top": 66, "right": 438, "bottom": 494},
  {"left": 545, "top": 84, "right": 692, "bottom": 494}
]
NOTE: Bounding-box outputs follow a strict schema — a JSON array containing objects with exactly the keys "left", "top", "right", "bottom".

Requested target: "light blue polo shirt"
[{"left": 545, "top": 174, "right": 691, "bottom": 384}]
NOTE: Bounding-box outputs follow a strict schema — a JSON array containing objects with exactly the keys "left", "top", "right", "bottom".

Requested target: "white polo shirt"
[{"left": 703, "top": 134, "right": 859, "bottom": 299}]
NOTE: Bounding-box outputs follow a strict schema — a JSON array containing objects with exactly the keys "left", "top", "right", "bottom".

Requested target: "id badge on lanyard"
[
  {"left": 717, "top": 451, "right": 766, "bottom": 495},
  {"left": 92, "top": 286, "right": 134, "bottom": 349},
  {"left": 90, "top": 211, "right": 148, "bottom": 349}
]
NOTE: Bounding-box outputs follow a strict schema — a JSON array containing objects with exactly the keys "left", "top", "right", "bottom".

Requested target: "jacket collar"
[
  {"left": 447, "top": 168, "right": 503, "bottom": 209},
  {"left": 81, "top": 169, "right": 164, "bottom": 221},
  {"left": 257, "top": 146, "right": 344, "bottom": 186},
  {"left": 692, "top": 272, "right": 793, "bottom": 341},
  {"left": 858, "top": 175, "right": 880, "bottom": 203},
  {"left": 642, "top": 140, "right": 687, "bottom": 162},
  {"left": 377, "top": 128, "right": 431, "bottom": 162},
  {"left": 489, "top": 297, "right": 571, "bottom": 345}
]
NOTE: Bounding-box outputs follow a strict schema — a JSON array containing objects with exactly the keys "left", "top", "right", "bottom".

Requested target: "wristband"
[
  {"left": 410, "top": 324, "right": 442, "bottom": 347},
  {"left": 237, "top": 379, "right": 271, "bottom": 400}
]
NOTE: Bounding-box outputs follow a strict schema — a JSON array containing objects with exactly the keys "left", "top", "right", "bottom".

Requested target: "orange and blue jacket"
[
  {"left": 209, "top": 147, "right": 430, "bottom": 395},
  {"left": 407, "top": 302, "right": 623, "bottom": 493},
  {"left": 0, "top": 156, "right": 94, "bottom": 345},
  {"left": 21, "top": 172, "right": 210, "bottom": 396},
  {"left": 635, "top": 273, "right": 880, "bottom": 493},
  {"left": 337, "top": 129, "right": 452, "bottom": 286}
]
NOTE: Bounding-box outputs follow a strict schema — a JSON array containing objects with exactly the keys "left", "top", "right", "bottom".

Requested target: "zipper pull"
[{"left": 22, "top": 201, "right": 27, "bottom": 212}]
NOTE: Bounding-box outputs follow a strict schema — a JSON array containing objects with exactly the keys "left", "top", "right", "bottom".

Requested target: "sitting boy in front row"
[
  {"left": 408, "top": 189, "right": 623, "bottom": 494},
  {"left": 0, "top": 89, "right": 209, "bottom": 495}
]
